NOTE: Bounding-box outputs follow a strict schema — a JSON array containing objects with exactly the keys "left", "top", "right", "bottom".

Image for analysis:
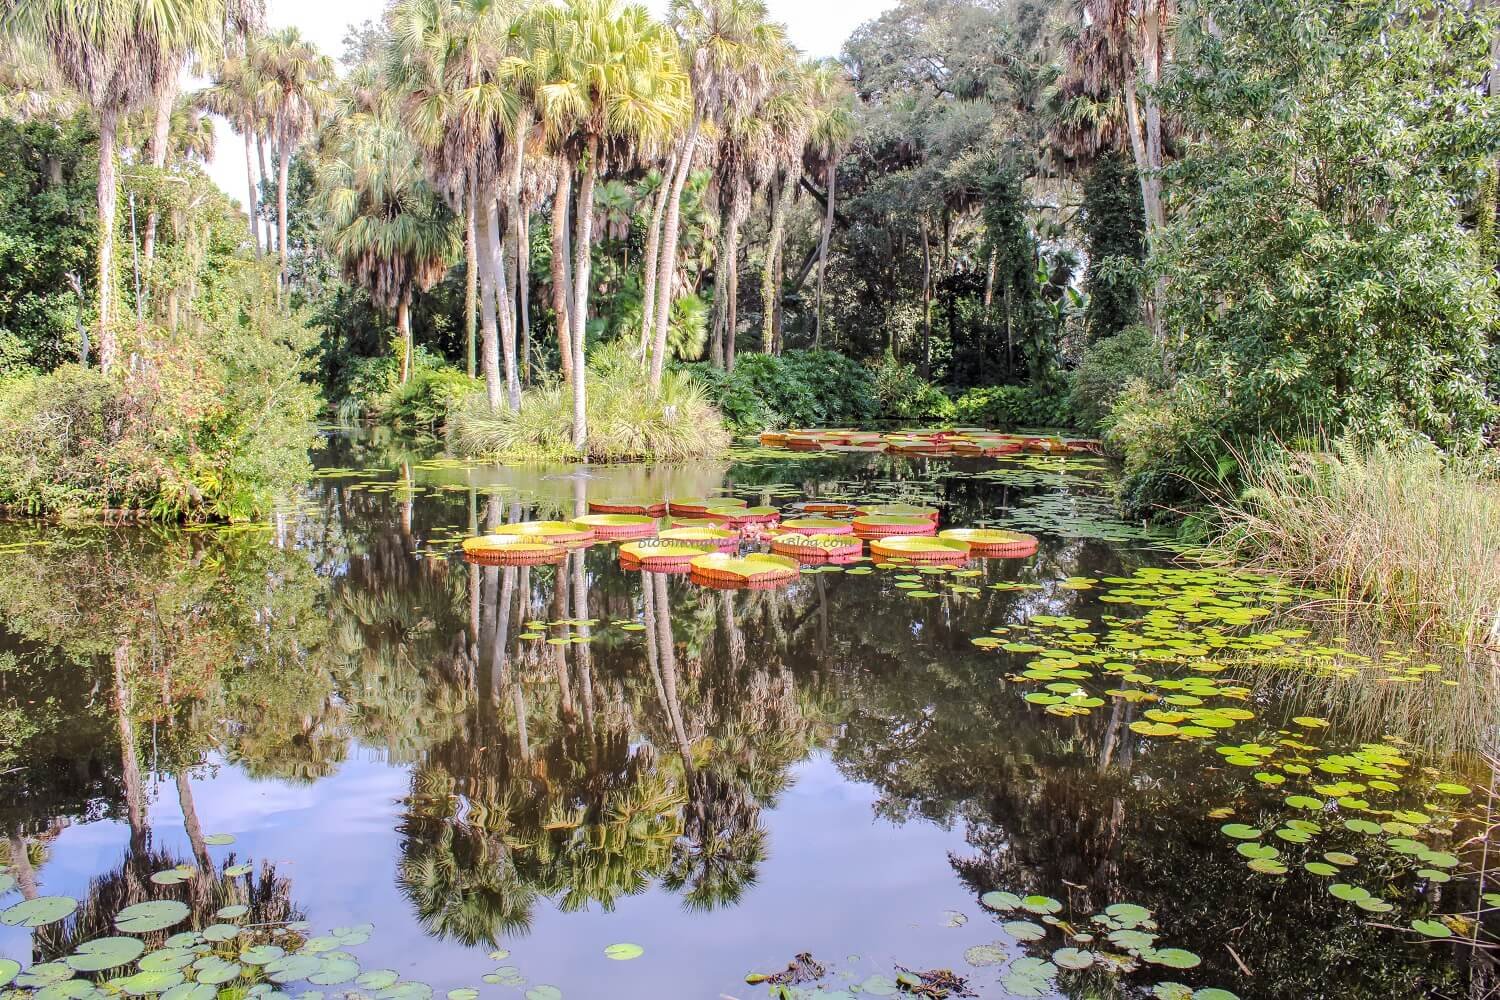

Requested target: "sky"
[{"left": 203, "top": 0, "right": 898, "bottom": 202}]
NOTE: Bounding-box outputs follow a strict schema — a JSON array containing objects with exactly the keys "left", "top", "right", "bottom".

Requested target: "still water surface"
[{"left": 0, "top": 433, "right": 1495, "bottom": 1000}]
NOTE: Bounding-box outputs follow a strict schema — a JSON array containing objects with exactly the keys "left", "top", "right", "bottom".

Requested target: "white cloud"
[{"left": 203, "top": 0, "right": 896, "bottom": 202}]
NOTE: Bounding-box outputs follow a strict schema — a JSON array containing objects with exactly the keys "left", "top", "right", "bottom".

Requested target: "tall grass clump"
[
  {"left": 1215, "top": 440, "right": 1499, "bottom": 649},
  {"left": 450, "top": 343, "right": 731, "bottom": 462}
]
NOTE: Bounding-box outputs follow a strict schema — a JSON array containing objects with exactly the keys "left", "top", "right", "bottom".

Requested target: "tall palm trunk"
[
  {"left": 709, "top": 202, "right": 730, "bottom": 366},
  {"left": 256, "top": 133, "right": 273, "bottom": 254},
  {"left": 243, "top": 130, "right": 260, "bottom": 254},
  {"left": 725, "top": 187, "right": 744, "bottom": 371},
  {"left": 649, "top": 125, "right": 699, "bottom": 390},
  {"left": 518, "top": 208, "right": 531, "bottom": 384},
  {"left": 277, "top": 127, "right": 291, "bottom": 301},
  {"left": 7, "top": 828, "right": 38, "bottom": 899},
  {"left": 96, "top": 110, "right": 119, "bottom": 373},
  {"left": 761, "top": 175, "right": 790, "bottom": 354},
  {"left": 141, "top": 75, "right": 175, "bottom": 268},
  {"left": 476, "top": 198, "right": 505, "bottom": 411},
  {"left": 550, "top": 160, "right": 574, "bottom": 385},
  {"left": 488, "top": 198, "right": 521, "bottom": 410},
  {"left": 570, "top": 140, "right": 600, "bottom": 450},
  {"left": 397, "top": 288, "right": 413, "bottom": 385},
  {"left": 814, "top": 156, "right": 838, "bottom": 347},
  {"left": 639, "top": 153, "right": 676, "bottom": 357},
  {"left": 465, "top": 178, "right": 479, "bottom": 378}
]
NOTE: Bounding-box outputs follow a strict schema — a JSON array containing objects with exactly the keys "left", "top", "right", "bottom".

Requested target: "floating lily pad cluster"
[{"left": 959, "top": 892, "right": 1235, "bottom": 998}]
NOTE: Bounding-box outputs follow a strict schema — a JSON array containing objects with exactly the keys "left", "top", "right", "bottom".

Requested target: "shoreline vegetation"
[{"left": 0, "top": 0, "right": 1493, "bottom": 643}]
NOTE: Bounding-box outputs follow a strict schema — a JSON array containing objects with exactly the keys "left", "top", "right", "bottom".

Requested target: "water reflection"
[{"left": 0, "top": 441, "right": 1496, "bottom": 999}]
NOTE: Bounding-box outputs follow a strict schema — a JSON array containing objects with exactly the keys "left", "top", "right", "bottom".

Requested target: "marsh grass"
[
  {"left": 1214, "top": 441, "right": 1500, "bottom": 650},
  {"left": 449, "top": 344, "right": 731, "bottom": 463}
]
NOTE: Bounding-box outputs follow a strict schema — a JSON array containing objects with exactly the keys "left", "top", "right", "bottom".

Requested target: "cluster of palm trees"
[{"left": 234, "top": 0, "right": 855, "bottom": 448}]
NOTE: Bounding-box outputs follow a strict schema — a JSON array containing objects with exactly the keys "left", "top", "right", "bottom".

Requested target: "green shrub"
[
  {"left": 337, "top": 347, "right": 474, "bottom": 429},
  {"left": 1217, "top": 440, "right": 1500, "bottom": 649},
  {"left": 384, "top": 366, "right": 479, "bottom": 430},
  {"left": 868, "top": 356, "right": 954, "bottom": 422},
  {"left": 1104, "top": 377, "right": 1236, "bottom": 520},
  {"left": 450, "top": 342, "right": 731, "bottom": 462},
  {"left": 1068, "top": 325, "right": 1165, "bottom": 434},
  {"left": 0, "top": 341, "right": 319, "bottom": 522},
  {"left": 684, "top": 350, "right": 882, "bottom": 433},
  {"left": 952, "top": 381, "right": 1071, "bottom": 429}
]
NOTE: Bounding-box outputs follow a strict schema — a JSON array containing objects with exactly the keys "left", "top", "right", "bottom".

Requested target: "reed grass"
[{"left": 1214, "top": 440, "right": 1500, "bottom": 650}]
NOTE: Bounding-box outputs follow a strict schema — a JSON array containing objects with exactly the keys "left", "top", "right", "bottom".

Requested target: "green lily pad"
[
  {"left": 270, "top": 953, "right": 328, "bottom": 983},
  {"left": 161, "top": 984, "right": 218, "bottom": 1000},
  {"left": 1219, "top": 824, "right": 1262, "bottom": 840},
  {"left": 67, "top": 937, "right": 146, "bottom": 972},
  {"left": 603, "top": 944, "right": 643, "bottom": 961},
  {"left": 981, "top": 890, "right": 1022, "bottom": 911},
  {"left": 115, "top": 900, "right": 190, "bottom": 934},
  {"left": 116, "top": 970, "right": 187, "bottom": 996},
  {"left": 217, "top": 905, "right": 249, "bottom": 920},
  {"left": 1020, "top": 894, "right": 1062, "bottom": 915},
  {"left": 1052, "top": 947, "right": 1095, "bottom": 970},
  {"left": 193, "top": 957, "right": 242, "bottom": 986},
  {"left": 524, "top": 988, "right": 562, "bottom": 1000},
  {"left": 356, "top": 971, "right": 401, "bottom": 991},
  {"left": 0, "top": 959, "right": 18, "bottom": 988},
  {"left": 1004, "top": 920, "right": 1047, "bottom": 941},
  {"left": 241, "top": 946, "right": 286, "bottom": 966},
  {"left": 140, "top": 950, "right": 196, "bottom": 973},
  {"left": 202, "top": 923, "right": 241, "bottom": 942},
  {"left": 860, "top": 976, "right": 897, "bottom": 997},
  {"left": 1411, "top": 919, "right": 1452, "bottom": 938},
  {"left": 2, "top": 895, "right": 78, "bottom": 927},
  {"left": 1145, "top": 948, "right": 1201, "bottom": 970},
  {"left": 307, "top": 959, "right": 360, "bottom": 986},
  {"left": 17, "top": 963, "right": 73, "bottom": 988},
  {"left": 1329, "top": 883, "right": 1370, "bottom": 902},
  {"left": 36, "top": 980, "right": 99, "bottom": 1000},
  {"left": 203, "top": 834, "right": 236, "bottom": 846}
]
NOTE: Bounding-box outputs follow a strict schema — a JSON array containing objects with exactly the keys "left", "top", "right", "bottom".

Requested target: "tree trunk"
[
  {"left": 256, "top": 132, "right": 273, "bottom": 255},
  {"left": 650, "top": 124, "right": 699, "bottom": 390},
  {"left": 243, "top": 130, "right": 260, "bottom": 254},
  {"left": 761, "top": 176, "right": 790, "bottom": 354},
  {"left": 1122, "top": 76, "right": 1163, "bottom": 343},
  {"left": 7, "top": 829, "right": 38, "bottom": 899},
  {"left": 550, "top": 159, "right": 574, "bottom": 385},
  {"left": 726, "top": 204, "right": 742, "bottom": 372},
  {"left": 113, "top": 641, "right": 148, "bottom": 854},
  {"left": 920, "top": 215, "right": 932, "bottom": 379},
  {"left": 476, "top": 197, "right": 505, "bottom": 411},
  {"left": 570, "top": 142, "right": 599, "bottom": 450},
  {"left": 277, "top": 130, "right": 291, "bottom": 301},
  {"left": 709, "top": 200, "right": 730, "bottom": 366},
  {"left": 519, "top": 207, "right": 531, "bottom": 384},
  {"left": 465, "top": 178, "right": 478, "bottom": 378},
  {"left": 640, "top": 153, "right": 676, "bottom": 358},
  {"left": 176, "top": 771, "right": 211, "bottom": 871},
  {"left": 490, "top": 197, "right": 521, "bottom": 409},
  {"left": 814, "top": 156, "right": 838, "bottom": 348},
  {"left": 96, "top": 110, "right": 119, "bottom": 374},
  {"left": 397, "top": 288, "right": 412, "bottom": 385},
  {"left": 141, "top": 74, "right": 174, "bottom": 268}
]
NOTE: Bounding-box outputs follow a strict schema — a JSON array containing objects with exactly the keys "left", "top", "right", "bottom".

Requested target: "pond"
[{"left": 0, "top": 431, "right": 1496, "bottom": 1000}]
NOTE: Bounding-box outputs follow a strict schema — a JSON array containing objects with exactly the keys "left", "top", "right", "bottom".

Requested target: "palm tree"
[
  {"left": 320, "top": 112, "right": 461, "bottom": 384},
  {"left": 390, "top": 0, "right": 531, "bottom": 412},
  {"left": 3, "top": 0, "right": 213, "bottom": 372},
  {"left": 706, "top": 99, "right": 761, "bottom": 367},
  {"left": 140, "top": 0, "right": 256, "bottom": 268},
  {"left": 255, "top": 27, "right": 333, "bottom": 299},
  {"left": 756, "top": 55, "right": 810, "bottom": 357},
  {"left": 804, "top": 58, "right": 854, "bottom": 348},
  {"left": 198, "top": 53, "right": 267, "bottom": 252},
  {"left": 651, "top": 0, "right": 783, "bottom": 389},
  {"left": 536, "top": 0, "right": 688, "bottom": 447}
]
